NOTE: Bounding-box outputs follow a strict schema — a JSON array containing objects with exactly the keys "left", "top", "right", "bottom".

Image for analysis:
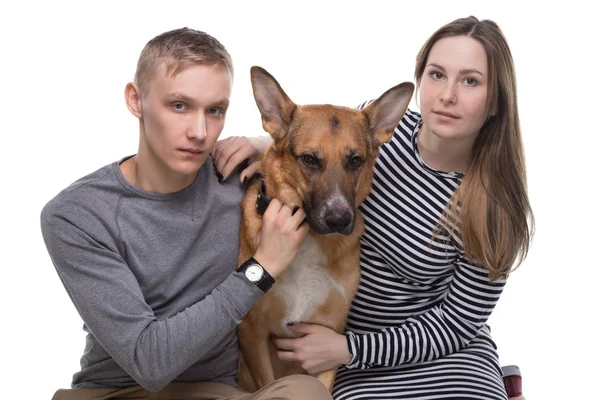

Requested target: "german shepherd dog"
[{"left": 237, "top": 66, "right": 414, "bottom": 391}]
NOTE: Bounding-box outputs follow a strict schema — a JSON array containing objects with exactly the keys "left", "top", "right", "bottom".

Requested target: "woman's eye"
[
  {"left": 430, "top": 71, "right": 444, "bottom": 80},
  {"left": 465, "top": 77, "right": 479, "bottom": 86}
]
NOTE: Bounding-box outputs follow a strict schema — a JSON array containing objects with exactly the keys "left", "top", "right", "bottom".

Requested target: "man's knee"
[{"left": 276, "top": 374, "right": 332, "bottom": 399}]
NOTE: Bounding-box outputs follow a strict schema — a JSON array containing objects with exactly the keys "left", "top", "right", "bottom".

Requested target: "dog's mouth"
[
  {"left": 309, "top": 219, "right": 356, "bottom": 236},
  {"left": 303, "top": 201, "right": 356, "bottom": 236},
  {"left": 257, "top": 179, "right": 357, "bottom": 235}
]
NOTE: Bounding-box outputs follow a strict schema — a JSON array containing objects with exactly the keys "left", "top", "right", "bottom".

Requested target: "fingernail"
[
  {"left": 217, "top": 172, "right": 224, "bottom": 183},
  {"left": 292, "top": 206, "right": 300, "bottom": 215},
  {"left": 287, "top": 321, "right": 294, "bottom": 326},
  {"left": 243, "top": 176, "right": 248, "bottom": 184}
]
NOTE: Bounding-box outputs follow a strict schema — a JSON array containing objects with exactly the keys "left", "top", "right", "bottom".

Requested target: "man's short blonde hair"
[{"left": 134, "top": 27, "right": 233, "bottom": 97}]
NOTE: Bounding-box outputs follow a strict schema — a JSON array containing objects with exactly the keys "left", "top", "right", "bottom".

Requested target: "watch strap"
[{"left": 237, "top": 257, "right": 275, "bottom": 293}]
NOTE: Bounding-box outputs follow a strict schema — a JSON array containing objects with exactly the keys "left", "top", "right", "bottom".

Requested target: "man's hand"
[
  {"left": 272, "top": 323, "right": 351, "bottom": 374},
  {"left": 211, "top": 136, "right": 271, "bottom": 183},
  {"left": 254, "top": 199, "right": 309, "bottom": 279}
]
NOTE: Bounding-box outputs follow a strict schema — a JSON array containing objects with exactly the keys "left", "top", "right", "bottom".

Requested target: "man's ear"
[
  {"left": 125, "top": 82, "right": 143, "bottom": 118},
  {"left": 250, "top": 66, "right": 297, "bottom": 142}
]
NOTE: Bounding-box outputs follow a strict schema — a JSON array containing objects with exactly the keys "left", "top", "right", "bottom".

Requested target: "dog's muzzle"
[
  {"left": 305, "top": 201, "right": 356, "bottom": 236},
  {"left": 324, "top": 209, "right": 354, "bottom": 234}
]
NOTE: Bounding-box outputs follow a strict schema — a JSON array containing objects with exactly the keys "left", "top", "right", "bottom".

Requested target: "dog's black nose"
[{"left": 325, "top": 211, "right": 353, "bottom": 232}]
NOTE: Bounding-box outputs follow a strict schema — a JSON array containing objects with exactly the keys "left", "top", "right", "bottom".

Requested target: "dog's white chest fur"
[{"left": 270, "top": 235, "right": 346, "bottom": 333}]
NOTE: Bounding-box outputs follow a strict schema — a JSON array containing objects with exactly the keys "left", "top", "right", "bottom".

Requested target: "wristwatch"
[{"left": 237, "top": 257, "right": 275, "bottom": 293}]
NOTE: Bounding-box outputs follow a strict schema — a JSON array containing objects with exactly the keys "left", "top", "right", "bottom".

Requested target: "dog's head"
[{"left": 251, "top": 66, "right": 414, "bottom": 235}]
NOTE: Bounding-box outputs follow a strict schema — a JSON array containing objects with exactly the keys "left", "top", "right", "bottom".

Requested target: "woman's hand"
[
  {"left": 211, "top": 136, "right": 271, "bottom": 183},
  {"left": 272, "top": 323, "right": 351, "bottom": 374}
]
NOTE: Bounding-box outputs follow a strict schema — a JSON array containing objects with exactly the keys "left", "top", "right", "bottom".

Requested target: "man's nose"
[{"left": 188, "top": 113, "right": 207, "bottom": 140}]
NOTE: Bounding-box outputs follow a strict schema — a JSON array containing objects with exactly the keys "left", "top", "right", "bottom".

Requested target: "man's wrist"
[
  {"left": 237, "top": 256, "right": 275, "bottom": 293},
  {"left": 252, "top": 252, "right": 283, "bottom": 279}
]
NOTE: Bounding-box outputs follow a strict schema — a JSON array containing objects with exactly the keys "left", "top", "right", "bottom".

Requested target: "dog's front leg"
[
  {"left": 238, "top": 317, "right": 275, "bottom": 391},
  {"left": 313, "top": 366, "right": 338, "bottom": 391}
]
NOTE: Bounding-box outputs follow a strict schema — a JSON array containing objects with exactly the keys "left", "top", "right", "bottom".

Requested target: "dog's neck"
[{"left": 255, "top": 176, "right": 272, "bottom": 216}]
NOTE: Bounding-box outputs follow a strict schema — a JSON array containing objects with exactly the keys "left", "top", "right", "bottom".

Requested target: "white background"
[{"left": 1, "top": 1, "right": 598, "bottom": 399}]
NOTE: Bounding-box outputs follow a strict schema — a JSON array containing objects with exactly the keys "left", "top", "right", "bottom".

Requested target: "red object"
[{"left": 501, "top": 365, "right": 522, "bottom": 398}]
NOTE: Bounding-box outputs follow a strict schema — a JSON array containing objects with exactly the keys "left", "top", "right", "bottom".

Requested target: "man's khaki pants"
[{"left": 51, "top": 375, "right": 332, "bottom": 400}]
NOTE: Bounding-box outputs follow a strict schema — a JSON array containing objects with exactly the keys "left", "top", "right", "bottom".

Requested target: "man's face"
[{"left": 138, "top": 62, "right": 232, "bottom": 180}]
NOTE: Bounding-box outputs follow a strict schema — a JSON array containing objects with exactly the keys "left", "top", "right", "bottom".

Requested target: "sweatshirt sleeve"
[
  {"left": 41, "top": 201, "right": 263, "bottom": 391},
  {"left": 345, "top": 258, "right": 505, "bottom": 369}
]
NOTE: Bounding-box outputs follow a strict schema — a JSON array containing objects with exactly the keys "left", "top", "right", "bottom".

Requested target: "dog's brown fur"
[{"left": 237, "top": 67, "right": 414, "bottom": 391}]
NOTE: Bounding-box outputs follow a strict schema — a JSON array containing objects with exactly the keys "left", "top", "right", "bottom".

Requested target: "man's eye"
[
  {"left": 207, "top": 107, "right": 224, "bottom": 116},
  {"left": 173, "top": 103, "right": 188, "bottom": 111}
]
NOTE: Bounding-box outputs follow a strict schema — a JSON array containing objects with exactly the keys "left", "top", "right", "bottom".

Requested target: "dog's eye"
[
  {"left": 349, "top": 156, "right": 364, "bottom": 170},
  {"left": 302, "top": 154, "right": 317, "bottom": 166}
]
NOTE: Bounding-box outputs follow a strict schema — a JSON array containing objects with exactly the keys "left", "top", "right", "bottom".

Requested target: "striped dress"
[{"left": 333, "top": 109, "right": 508, "bottom": 400}]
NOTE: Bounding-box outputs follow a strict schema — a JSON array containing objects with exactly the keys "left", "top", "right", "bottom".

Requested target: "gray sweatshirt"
[{"left": 40, "top": 156, "right": 263, "bottom": 392}]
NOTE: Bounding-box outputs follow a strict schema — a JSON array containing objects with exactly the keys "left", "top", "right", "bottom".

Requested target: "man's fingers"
[
  {"left": 292, "top": 208, "right": 306, "bottom": 221},
  {"left": 290, "top": 208, "right": 307, "bottom": 230},
  {"left": 264, "top": 198, "right": 283, "bottom": 217}
]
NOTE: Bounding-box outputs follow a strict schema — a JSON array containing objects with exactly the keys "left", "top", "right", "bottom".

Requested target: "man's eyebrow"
[
  {"left": 166, "top": 92, "right": 195, "bottom": 103},
  {"left": 166, "top": 92, "right": 230, "bottom": 107},
  {"left": 213, "top": 98, "right": 230, "bottom": 108}
]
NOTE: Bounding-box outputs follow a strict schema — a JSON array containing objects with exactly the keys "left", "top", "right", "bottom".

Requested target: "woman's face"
[{"left": 419, "top": 35, "right": 490, "bottom": 142}]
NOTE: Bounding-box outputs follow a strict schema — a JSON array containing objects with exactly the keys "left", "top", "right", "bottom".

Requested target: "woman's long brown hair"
[{"left": 415, "top": 16, "right": 534, "bottom": 281}]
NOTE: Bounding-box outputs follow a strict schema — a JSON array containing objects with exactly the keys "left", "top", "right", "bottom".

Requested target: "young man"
[{"left": 41, "top": 27, "right": 330, "bottom": 400}]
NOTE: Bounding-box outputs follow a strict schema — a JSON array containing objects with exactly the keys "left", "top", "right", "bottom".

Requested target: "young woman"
[{"left": 214, "top": 15, "right": 533, "bottom": 400}]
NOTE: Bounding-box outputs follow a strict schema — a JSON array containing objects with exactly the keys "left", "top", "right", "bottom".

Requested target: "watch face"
[{"left": 245, "top": 264, "right": 264, "bottom": 282}]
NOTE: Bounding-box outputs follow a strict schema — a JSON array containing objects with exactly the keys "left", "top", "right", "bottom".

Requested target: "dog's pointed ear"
[
  {"left": 250, "top": 66, "right": 297, "bottom": 141},
  {"left": 362, "top": 82, "right": 414, "bottom": 146}
]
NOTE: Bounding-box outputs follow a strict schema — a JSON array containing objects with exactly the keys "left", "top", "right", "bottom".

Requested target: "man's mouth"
[{"left": 180, "top": 148, "right": 203, "bottom": 154}]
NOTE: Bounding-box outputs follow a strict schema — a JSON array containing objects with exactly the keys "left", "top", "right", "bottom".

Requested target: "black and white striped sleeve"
[{"left": 345, "top": 260, "right": 505, "bottom": 369}]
